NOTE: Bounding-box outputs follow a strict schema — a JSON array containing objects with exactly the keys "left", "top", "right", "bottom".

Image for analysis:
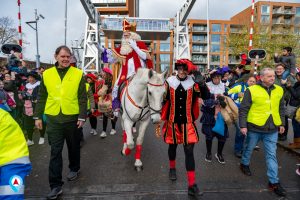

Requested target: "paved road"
[{"left": 25, "top": 118, "right": 300, "bottom": 200}]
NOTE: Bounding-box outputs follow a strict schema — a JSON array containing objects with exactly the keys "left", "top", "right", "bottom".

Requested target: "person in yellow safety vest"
[
  {"left": 228, "top": 75, "right": 257, "bottom": 158},
  {"left": 227, "top": 75, "right": 256, "bottom": 108},
  {"left": 33, "top": 45, "right": 87, "bottom": 200},
  {"left": 0, "top": 107, "right": 32, "bottom": 200},
  {"left": 239, "top": 67, "right": 287, "bottom": 197}
]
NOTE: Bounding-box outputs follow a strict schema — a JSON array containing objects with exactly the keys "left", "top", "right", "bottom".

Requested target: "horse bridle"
[
  {"left": 123, "top": 81, "right": 165, "bottom": 122},
  {"left": 146, "top": 82, "right": 165, "bottom": 115}
]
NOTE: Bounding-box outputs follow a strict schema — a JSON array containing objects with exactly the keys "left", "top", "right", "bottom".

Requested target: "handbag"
[
  {"left": 212, "top": 112, "right": 225, "bottom": 136},
  {"left": 285, "top": 103, "right": 297, "bottom": 119}
]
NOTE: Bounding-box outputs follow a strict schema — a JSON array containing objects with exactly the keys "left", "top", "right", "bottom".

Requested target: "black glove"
[{"left": 192, "top": 70, "right": 205, "bottom": 86}]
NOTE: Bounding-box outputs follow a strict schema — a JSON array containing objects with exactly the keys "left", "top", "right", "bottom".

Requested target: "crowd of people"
[{"left": 1, "top": 19, "right": 299, "bottom": 199}]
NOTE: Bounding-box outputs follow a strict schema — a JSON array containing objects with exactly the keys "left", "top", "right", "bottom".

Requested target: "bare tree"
[{"left": 0, "top": 17, "right": 18, "bottom": 46}]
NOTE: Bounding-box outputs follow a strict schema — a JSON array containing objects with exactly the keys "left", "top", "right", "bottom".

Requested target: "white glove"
[
  {"left": 128, "top": 39, "right": 138, "bottom": 49},
  {"left": 128, "top": 39, "right": 146, "bottom": 60}
]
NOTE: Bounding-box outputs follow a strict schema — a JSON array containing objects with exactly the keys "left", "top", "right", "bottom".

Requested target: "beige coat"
[{"left": 220, "top": 96, "right": 239, "bottom": 126}]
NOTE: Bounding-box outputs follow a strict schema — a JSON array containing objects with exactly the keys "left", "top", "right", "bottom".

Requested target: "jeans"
[
  {"left": 281, "top": 69, "right": 290, "bottom": 80},
  {"left": 241, "top": 131, "right": 279, "bottom": 184},
  {"left": 292, "top": 117, "right": 300, "bottom": 139},
  {"left": 234, "top": 121, "right": 245, "bottom": 153}
]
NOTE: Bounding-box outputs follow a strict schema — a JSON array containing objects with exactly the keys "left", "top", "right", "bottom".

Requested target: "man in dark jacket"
[
  {"left": 239, "top": 67, "right": 286, "bottom": 197},
  {"left": 34, "top": 46, "right": 87, "bottom": 200}
]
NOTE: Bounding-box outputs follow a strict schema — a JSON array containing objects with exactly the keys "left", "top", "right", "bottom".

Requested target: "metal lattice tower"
[
  {"left": 173, "top": 0, "right": 196, "bottom": 69},
  {"left": 80, "top": 0, "right": 101, "bottom": 74}
]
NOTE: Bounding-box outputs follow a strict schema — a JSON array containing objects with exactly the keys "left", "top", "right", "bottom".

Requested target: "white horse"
[{"left": 120, "top": 68, "right": 167, "bottom": 171}]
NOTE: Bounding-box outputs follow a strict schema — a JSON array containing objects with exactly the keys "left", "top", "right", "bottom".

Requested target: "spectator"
[
  {"left": 274, "top": 63, "right": 296, "bottom": 141},
  {"left": 239, "top": 67, "right": 286, "bottom": 197},
  {"left": 34, "top": 46, "right": 87, "bottom": 199},
  {"left": 285, "top": 71, "right": 300, "bottom": 149},
  {"left": 274, "top": 47, "right": 296, "bottom": 80},
  {"left": 0, "top": 107, "right": 32, "bottom": 199}
]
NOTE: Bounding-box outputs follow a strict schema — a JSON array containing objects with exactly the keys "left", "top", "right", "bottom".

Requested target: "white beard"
[{"left": 120, "top": 38, "right": 133, "bottom": 55}]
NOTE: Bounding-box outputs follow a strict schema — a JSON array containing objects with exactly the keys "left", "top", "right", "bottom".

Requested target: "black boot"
[
  {"left": 240, "top": 163, "right": 251, "bottom": 176},
  {"left": 188, "top": 184, "right": 203, "bottom": 197},
  {"left": 169, "top": 168, "right": 177, "bottom": 181}
]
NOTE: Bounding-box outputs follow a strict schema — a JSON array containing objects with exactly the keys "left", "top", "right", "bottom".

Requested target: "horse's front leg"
[
  {"left": 134, "top": 117, "right": 150, "bottom": 171},
  {"left": 123, "top": 116, "right": 134, "bottom": 150}
]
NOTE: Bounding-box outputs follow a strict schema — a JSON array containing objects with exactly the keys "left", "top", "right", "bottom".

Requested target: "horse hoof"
[
  {"left": 121, "top": 148, "right": 131, "bottom": 156},
  {"left": 135, "top": 166, "right": 143, "bottom": 172}
]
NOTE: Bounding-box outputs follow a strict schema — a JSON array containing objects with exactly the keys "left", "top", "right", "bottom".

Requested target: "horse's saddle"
[{"left": 118, "top": 75, "right": 134, "bottom": 100}]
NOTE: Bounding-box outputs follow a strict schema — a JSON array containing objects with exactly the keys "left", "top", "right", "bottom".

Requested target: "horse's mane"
[{"left": 132, "top": 68, "right": 152, "bottom": 84}]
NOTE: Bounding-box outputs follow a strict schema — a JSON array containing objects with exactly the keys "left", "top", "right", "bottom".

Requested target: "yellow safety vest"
[
  {"left": 0, "top": 109, "right": 29, "bottom": 166},
  {"left": 43, "top": 66, "right": 83, "bottom": 116},
  {"left": 86, "top": 83, "right": 90, "bottom": 110},
  {"left": 247, "top": 84, "right": 283, "bottom": 126}
]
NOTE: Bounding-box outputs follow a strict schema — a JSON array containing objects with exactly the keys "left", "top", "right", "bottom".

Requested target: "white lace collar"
[
  {"left": 167, "top": 75, "right": 194, "bottom": 90},
  {"left": 26, "top": 81, "right": 40, "bottom": 90}
]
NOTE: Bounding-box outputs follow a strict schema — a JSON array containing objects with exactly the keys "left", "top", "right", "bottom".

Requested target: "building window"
[
  {"left": 211, "top": 45, "right": 220, "bottom": 52},
  {"left": 192, "top": 55, "right": 207, "bottom": 63},
  {"left": 211, "top": 55, "right": 220, "bottom": 62},
  {"left": 261, "top": 15, "right": 270, "bottom": 24},
  {"left": 224, "top": 24, "right": 228, "bottom": 32},
  {"left": 160, "top": 54, "right": 170, "bottom": 62},
  {"left": 160, "top": 43, "right": 170, "bottom": 51},
  {"left": 295, "top": 17, "right": 300, "bottom": 25},
  {"left": 212, "top": 24, "right": 221, "bottom": 32},
  {"left": 211, "top": 34, "right": 220, "bottom": 44},
  {"left": 261, "top": 5, "right": 270, "bottom": 15},
  {"left": 160, "top": 64, "right": 169, "bottom": 72},
  {"left": 192, "top": 35, "right": 207, "bottom": 42},
  {"left": 193, "top": 25, "right": 207, "bottom": 31},
  {"left": 296, "top": 7, "right": 300, "bottom": 16},
  {"left": 192, "top": 44, "right": 207, "bottom": 52}
]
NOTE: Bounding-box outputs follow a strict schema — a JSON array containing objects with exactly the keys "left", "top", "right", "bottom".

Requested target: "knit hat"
[
  {"left": 86, "top": 73, "right": 97, "bottom": 82},
  {"left": 102, "top": 67, "right": 113, "bottom": 76}
]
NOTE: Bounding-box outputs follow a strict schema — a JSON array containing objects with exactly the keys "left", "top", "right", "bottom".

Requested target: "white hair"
[{"left": 260, "top": 67, "right": 274, "bottom": 76}]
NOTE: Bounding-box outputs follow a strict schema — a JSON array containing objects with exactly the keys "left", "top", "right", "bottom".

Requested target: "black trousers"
[
  {"left": 103, "top": 115, "right": 116, "bottom": 132},
  {"left": 47, "top": 120, "right": 80, "bottom": 189},
  {"left": 89, "top": 115, "right": 97, "bottom": 129},
  {"left": 168, "top": 144, "right": 195, "bottom": 171}
]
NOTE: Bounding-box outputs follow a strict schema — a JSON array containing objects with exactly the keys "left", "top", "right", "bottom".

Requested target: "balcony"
[
  {"left": 192, "top": 58, "right": 207, "bottom": 64},
  {"left": 192, "top": 40, "right": 207, "bottom": 44},
  {"left": 101, "top": 17, "right": 172, "bottom": 40},
  {"left": 192, "top": 27, "right": 207, "bottom": 33},
  {"left": 272, "top": 8, "right": 295, "bottom": 16},
  {"left": 272, "top": 20, "right": 284, "bottom": 25},
  {"left": 92, "top": 0, "right": 126, "bottom": 6}
]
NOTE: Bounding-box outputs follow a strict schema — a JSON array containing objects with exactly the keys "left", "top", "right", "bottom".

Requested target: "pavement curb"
[{"left": 277, "top": 142, "right": 300, "bottom": 157}]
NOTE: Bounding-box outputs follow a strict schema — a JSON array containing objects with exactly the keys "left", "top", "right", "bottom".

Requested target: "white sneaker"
[
  {"left": 100, "top": 131, "right": 107, "bottom": 138},
  {"left": 110, "top": 129, "right": 116, "bottom": 135},
  {"left": 27, "top": 140, "right": 34, "bottom": 146},
  {"left": 91, "top": 129, "right": 97, "bottom": 136},
  {"left": 90, "top": 129, "right": 94, "bottom": 134},
  {"left": 38, "top": 137, "right": 45, "bottom": 145}
]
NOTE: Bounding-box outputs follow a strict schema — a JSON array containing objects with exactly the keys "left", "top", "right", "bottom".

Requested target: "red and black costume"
[{"left": 161, "top": 59, "right": 210, "bottom": 196}]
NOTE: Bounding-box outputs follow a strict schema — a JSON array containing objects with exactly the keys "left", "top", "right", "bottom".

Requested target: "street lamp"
[{"left": 26, "top": 9, "right": 44, "bottom": 69}]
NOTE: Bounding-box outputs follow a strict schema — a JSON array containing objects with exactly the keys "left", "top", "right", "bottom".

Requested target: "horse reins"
[{"left": 123, "top": 80, "right": 165, "bottom": 122}]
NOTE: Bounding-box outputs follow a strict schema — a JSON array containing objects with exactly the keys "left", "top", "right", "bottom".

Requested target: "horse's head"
[{"left": 147, "top": 69, "right": 168, "bottom": 124}]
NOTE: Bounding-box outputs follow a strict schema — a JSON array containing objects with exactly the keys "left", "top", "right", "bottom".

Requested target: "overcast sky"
[{"left": 0, "top": 0, "right": 299, "bottom": 63}]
